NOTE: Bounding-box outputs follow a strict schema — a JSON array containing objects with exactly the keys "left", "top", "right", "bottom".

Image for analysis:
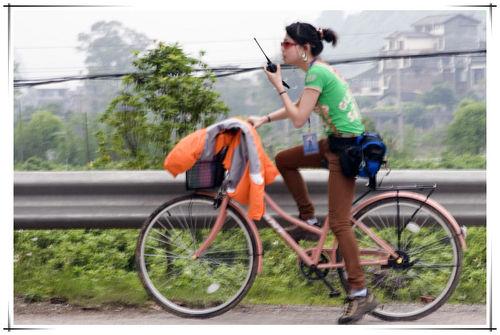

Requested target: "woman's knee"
[
  {"left": 274, "top": 150, "right": 288, "bottom": 170},
  {"left": 328, "top": 214, "right": 352, "bottom": 235}
]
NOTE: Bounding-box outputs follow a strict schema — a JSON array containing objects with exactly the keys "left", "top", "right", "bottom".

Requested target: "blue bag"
[{"left": 356, "top": 132, "right": 387, "bottom": 178}]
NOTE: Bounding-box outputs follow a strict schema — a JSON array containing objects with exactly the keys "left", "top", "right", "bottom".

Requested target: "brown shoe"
[{"left": 337, "top": 292, "right": 378, "bottom": 325}]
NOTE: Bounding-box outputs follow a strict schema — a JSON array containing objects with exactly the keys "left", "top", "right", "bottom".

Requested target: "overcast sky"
[{"left": 12, "top": 9, "right": 325, "bottom": 83}]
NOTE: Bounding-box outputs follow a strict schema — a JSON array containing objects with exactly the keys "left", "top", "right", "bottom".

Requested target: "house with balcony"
[{"left": 349, "top": 14, "right": 485, "bottom": 105}]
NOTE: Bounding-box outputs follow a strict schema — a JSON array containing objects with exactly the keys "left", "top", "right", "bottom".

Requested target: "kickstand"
[{"left": 313, "top": 268, "right": 341, "bottom": 297}]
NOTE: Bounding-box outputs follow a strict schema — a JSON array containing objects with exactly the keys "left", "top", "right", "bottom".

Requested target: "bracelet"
[
  {"left": 278, "top": 90, "right": 287, "bottom": 95},
  {"left": 266, "top": 115, "right": 272, "bottom": 123}
]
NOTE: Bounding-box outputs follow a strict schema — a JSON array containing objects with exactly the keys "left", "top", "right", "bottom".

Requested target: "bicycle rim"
[
  {"left": 339, "top": 196, "right": 462, "bottom": 321},
  {"left": 136, "top": 194, "right": 258, "bottom": 318}
]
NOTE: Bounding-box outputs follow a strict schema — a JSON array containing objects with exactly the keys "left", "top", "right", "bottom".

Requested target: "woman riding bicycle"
[{"left": 248, "top": 22, "right": 377, "bottom": 324}]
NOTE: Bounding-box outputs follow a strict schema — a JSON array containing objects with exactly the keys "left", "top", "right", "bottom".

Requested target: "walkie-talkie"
[{"left": 253, "top": 38, "right": 290, "bottom": 89}]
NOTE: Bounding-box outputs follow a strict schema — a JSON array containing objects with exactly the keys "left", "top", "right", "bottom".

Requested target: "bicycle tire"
[
  {"left": 336, "top": 194, "right": 463, "bottom": 321},
  {"left": 135, "top": 193, "right": 259, "bottom": 318}
]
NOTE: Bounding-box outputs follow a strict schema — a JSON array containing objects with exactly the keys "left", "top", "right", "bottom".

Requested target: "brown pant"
[{"left": 275, "top": 138, "right": 365, "bottom": 290}]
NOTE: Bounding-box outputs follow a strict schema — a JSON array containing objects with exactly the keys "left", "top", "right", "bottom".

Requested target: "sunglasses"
[{"left": 281, "top": 41, "right": 298, "bottom": 49}]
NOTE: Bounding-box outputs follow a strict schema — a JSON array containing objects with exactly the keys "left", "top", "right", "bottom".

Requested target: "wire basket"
[{"left": 185, "top": 159, "right": 226, "bottom": 190}]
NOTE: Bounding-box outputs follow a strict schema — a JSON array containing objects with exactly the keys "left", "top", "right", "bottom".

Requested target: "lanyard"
[
  {"left": 306, "top": 57, "right": 318, "bottom": 131},
  {"left": 308, "top": 57, "right": 318, "bottom": 69}
]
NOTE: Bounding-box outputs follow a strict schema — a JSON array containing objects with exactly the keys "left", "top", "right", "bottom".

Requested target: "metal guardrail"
[{"left": 14, "top": 170, "right": 486, "bottom": 230}]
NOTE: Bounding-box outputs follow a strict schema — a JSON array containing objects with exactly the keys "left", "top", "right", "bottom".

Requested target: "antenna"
[
  {"left": 253, "top": 37, "right": 289, "bottom": 89},
  {"left": 254, "top": 38, "right": 272, "bottom": 63}
]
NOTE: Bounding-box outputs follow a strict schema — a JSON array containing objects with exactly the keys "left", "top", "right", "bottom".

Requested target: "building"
[{"left": 350, "top": 14, "right": 485, "bottom": 104}]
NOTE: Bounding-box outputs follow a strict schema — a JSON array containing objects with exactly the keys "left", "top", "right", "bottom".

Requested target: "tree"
[
  {"left": 77, "top": 20, "right": 152, "bottom": 73},
  {"left": 446, "top": 99, "right": 486, "bottom": 155},
  {"left": 55, "top": 112, "right": 99, "bottom": 166},
  {"left": 419, "top": 84, "right": 457, "bottom": 110},
  {"left": 14, "top": 110, "right": 64, "bottom": 163},
  {"left": 362, "top": 116, "right": 377, "bottom": 132},
  {"left": 95, "top": 42, "right": 229, "bottom": 169},
  {"left": 77, "top": 21, "right": 152, "bottom": 115}
]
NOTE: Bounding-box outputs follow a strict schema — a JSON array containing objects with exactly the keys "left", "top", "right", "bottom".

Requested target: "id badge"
[{"left": 303, "top": 132, "right": 319, "bottom": 155}]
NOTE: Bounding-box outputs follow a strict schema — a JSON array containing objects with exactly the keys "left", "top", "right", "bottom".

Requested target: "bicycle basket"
[{"left": 185, "top": 147, "right": 227, "bottom": 190}]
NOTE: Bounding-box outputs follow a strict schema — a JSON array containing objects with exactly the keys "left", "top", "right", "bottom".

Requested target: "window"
[
  {"left": 438, "top": 38, "right": 444, "bottom": 50},
  {"left": 459, "top": 69, "right": 467, "bottom": 82},
  {"left": 473, "top": 68, "right": 485, "bottom": 84},
  {"left": 399, "top": 58, "right": 411, "bottom": 68}
]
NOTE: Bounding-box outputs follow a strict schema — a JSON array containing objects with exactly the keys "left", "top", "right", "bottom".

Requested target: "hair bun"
[{"left": 321, "top": 28, "right": 338, "bottom": 47}]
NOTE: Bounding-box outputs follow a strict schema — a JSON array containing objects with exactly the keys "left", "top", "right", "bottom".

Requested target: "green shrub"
[{"left": 14, "top": 227, "right": 486, "bottom": 306}]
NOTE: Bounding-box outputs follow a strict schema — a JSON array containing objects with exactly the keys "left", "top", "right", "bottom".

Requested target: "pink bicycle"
[{"left": 135, "top": 170, "right": 467, "bottom": 321}]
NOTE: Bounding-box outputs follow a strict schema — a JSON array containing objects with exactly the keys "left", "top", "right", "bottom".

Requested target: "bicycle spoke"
[
  {"left": 155, "top": 217, "right": 192, "bottom": 251},
  {"left": 137, "top": 195, "right": 256, "bottom": 317},
  {"left": 411, "top": 263, "right": 456, "bottom": 269},
  {"left": 347, "top": 196, "right": 462, "bottom": 321},
  {"left": 202, "top": 248, "right": 250, "bottom": 255},
  {"left": 146, "top": 234, "right": 187, "bottom": 252},
  {"left": 408, "top": 235, "right": 451, "bottom": 255}
]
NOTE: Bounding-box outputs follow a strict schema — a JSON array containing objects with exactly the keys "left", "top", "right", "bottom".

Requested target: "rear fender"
[{"left": 352, "top": 191, "right": 467, "bottom": 251}]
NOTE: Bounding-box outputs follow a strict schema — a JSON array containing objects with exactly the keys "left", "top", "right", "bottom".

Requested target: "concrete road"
[{"left": 14, "top": 302, "right": 487, "bottom": 325}]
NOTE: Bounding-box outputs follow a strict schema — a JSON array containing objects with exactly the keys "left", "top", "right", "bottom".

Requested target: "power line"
[
  {"left": 17, "top": 49, "right": 484, "bottom": 75},
  {"left": 13, "top": 31, "right": 407, "bottom": 50},
  {"left": 13, "top": 49, "right": 486, "bottom": 88}
]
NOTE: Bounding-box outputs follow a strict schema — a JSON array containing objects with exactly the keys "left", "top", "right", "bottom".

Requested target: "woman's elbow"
[{"left": 293, "top": 119, "right": 307, "bottom": 129}]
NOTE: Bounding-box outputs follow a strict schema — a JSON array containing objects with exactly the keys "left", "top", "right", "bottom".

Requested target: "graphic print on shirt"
[{"left": 305, "top": 63, "right": 365, "bottom": 135}]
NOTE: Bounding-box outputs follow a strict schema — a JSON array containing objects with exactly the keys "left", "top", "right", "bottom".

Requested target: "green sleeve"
[{"left": 304, "top": 66, "right": 325, "bottom": 93}]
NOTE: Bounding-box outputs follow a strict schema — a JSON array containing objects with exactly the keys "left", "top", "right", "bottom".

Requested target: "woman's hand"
[
  {"left": 247, "top": 115, "right": 268, "bottom": 129},
  {"left": 263, "top": 64, "right": 285, "bottom": 92}
]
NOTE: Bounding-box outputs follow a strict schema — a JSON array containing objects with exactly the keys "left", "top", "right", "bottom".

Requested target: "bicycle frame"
[
  {"left": 192, "top": 177, "right": 467, "bottom": 276},
  {"left": 192, "top": 190, "right": 407, "bottom": 274},
  {"left": 261, "top": 193, "right": 400, "bottom": 269}
]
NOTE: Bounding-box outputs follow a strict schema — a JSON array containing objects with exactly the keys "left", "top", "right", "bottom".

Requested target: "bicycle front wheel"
[
  {"left": 337, "top": 194, "right": 463, "bottom": 321},
  {"left": 136, "top": 194, "right": 258, "bottom": 318}
]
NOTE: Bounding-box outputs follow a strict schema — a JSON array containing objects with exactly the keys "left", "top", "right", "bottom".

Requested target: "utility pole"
[
  {"left": 79, "top": 93, "right": 90, "bottom": 164},
  {"left": 17, "top": 95, "right": 24, "bottom": 162},
  {"left": 84, "top": 109, "right": 90, "bottom": 164},
  {"left": 396, "top": 64, "right": 404, "bottom": 149}
]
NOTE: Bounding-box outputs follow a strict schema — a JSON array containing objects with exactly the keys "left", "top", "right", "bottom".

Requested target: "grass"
[{"left": 14, "top": 227, "right": 486, "bottom": 307}]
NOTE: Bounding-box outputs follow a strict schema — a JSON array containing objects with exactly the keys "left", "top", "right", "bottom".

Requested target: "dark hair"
[{"left": 285, "top": 22, "right": 338, "bottom": 57}]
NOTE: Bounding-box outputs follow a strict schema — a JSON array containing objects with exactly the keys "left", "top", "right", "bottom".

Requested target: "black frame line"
[
  {"left": 3, "top": 2, "right": 495, "bottom": 331},
  {"left": 449, "top": 5, "right": 496, "bottom": 332},
  {"left": 489, "top": 240, "right": 493, "bottom": 330},
  {"left": 2, "top": 4, "right": 126, "bottom": 7},
  {"left": 452, "top": 3, "right": 497, "bottom": 30},
  {"left": 3, "top": 3, "right": 134, "bottom": 332},
  {"left": 383, "top": 328, "right": 497, "bottom": 331},
  {"left": 7, "top": 3, "right": 10, "bottom": 89},
  {"left": 2, "top": 303, "right": 50, "bottom": 331}
]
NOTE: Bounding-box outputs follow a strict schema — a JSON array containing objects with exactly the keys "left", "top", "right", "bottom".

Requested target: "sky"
[{"left": 12, "top": 9, "right": 322, "bottom": 82}]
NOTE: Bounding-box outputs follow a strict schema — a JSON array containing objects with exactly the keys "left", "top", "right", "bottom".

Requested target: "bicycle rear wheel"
[
  {"left": 337, "top": 194, "right": 463, "bottom": 321},
  {"left": 136, "top": 193, "right": 258, "bottom": 318}
]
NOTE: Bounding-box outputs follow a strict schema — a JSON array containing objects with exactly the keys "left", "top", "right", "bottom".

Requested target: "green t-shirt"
[{"left": 304, "top": 63, "right": 365, "bottom": 135}]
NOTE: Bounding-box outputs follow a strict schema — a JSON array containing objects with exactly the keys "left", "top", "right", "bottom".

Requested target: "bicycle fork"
[{"left": 191, "top": 196, "right": 229, "bottom": 259}]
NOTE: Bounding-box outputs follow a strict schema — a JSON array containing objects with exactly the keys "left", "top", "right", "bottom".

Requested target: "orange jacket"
[{"left": 164, "top": 118, "right": 279, "bottom": 220}]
